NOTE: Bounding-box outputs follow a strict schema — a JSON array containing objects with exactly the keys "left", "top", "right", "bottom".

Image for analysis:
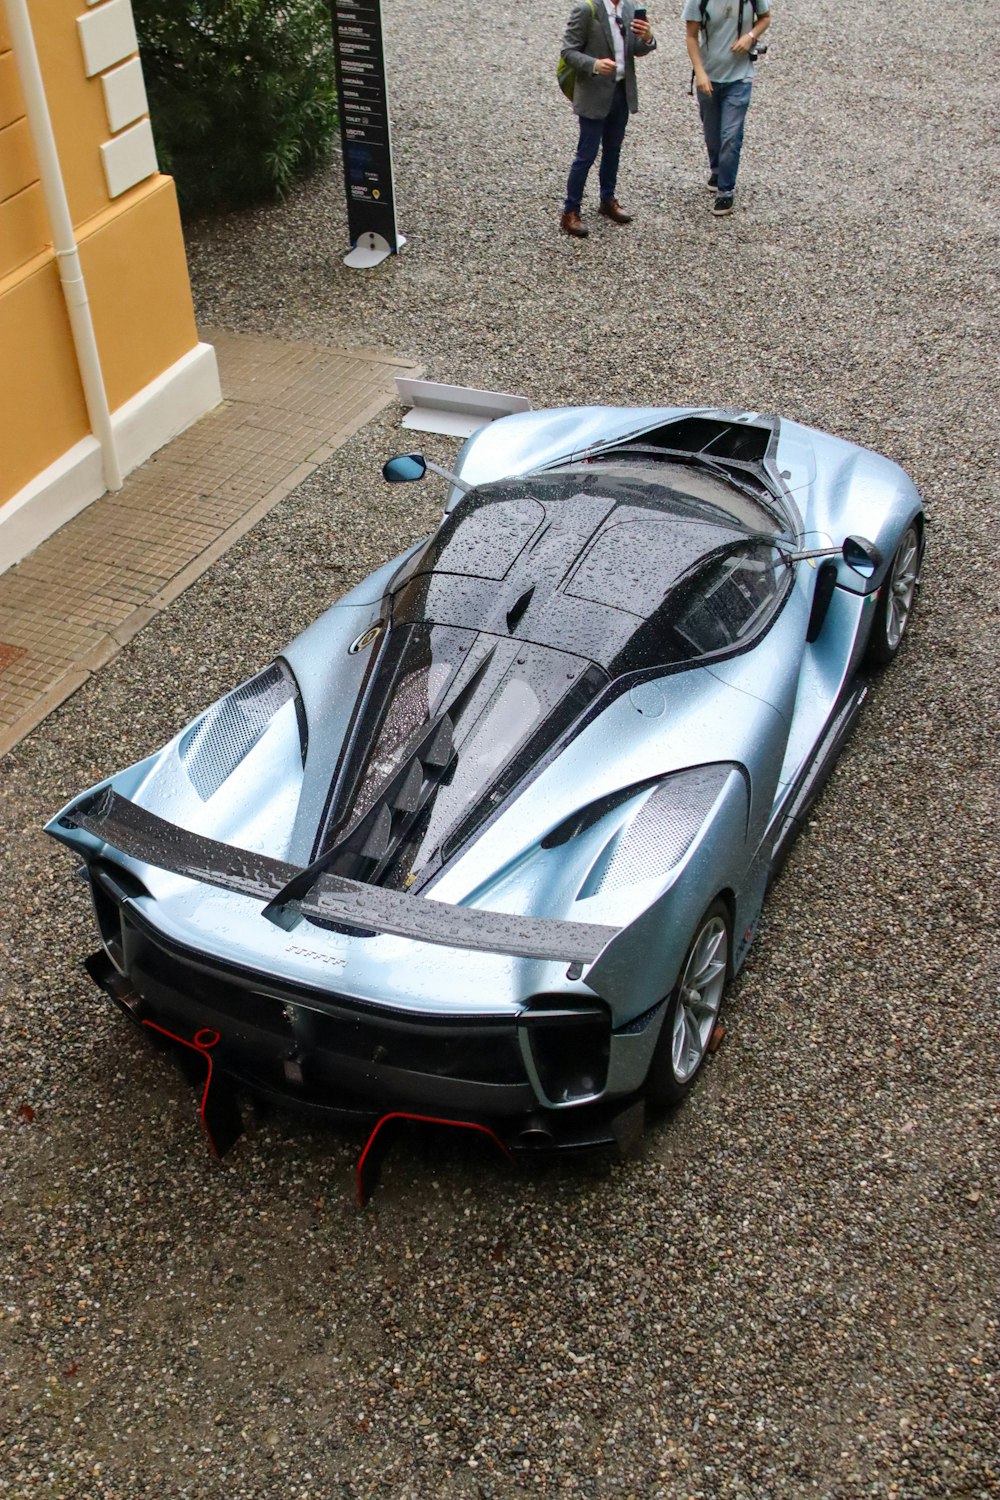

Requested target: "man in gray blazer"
[{"left": 560, "top": 0, "right": 656, "bottom": 238}]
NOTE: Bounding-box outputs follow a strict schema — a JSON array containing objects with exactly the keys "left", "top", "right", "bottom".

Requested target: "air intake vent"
[
  {"left": 506, "top": 586, "right": 535, "bottom": 634},
  {"left": 590, "top": 765, "right": 731, "bottom": 895},
  {"left": 638, "top": 416, "right": 770, "bottom": 464},
  {"left": 180, "top": 662, "right": 298, "bottom": 801}
]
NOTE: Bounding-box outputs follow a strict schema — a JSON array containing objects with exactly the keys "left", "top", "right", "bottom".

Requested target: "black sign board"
[{"left": 329, "top": 0, "right": 399, "bottom": 259}]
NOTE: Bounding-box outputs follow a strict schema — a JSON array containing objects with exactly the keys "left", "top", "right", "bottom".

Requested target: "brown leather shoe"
[
  {"left": 560, "top": 210, "right": 588, "bottom": 238},
  {"left": 598, "top": 198, "right": 632, "bottom": 225}
]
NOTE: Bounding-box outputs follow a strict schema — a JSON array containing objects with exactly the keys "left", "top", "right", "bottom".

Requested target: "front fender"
[{"left": 781, "top": 421, "right": 924, "bottom": 596}]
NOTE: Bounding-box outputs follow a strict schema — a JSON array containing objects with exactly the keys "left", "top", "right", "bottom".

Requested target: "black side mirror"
[
  {"left": 382, "top": 454, "right": 427, "bottom": 484},
  {"left": 842, "top": 535, "right": 882, "bottom": 578}
]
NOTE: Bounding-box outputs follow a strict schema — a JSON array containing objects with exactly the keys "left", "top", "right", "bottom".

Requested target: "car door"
[{"left": 680, "top": 542, "right": 811, "bottom": 854}]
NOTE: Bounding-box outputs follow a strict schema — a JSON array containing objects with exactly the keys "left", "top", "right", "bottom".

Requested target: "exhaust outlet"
[
  {"left": 84, "top": 949, "right": 143, "bottom": 1018},
  {"left": 516, "top": 1114, "right": 555, "bottom": 1148}
]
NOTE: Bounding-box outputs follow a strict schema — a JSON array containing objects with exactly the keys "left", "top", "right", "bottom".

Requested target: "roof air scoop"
[{"left": 506, "top": 586, "right": 535, "bottom": 634}]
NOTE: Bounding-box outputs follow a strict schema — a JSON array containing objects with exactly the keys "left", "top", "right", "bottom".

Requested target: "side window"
[{"left": 665, "top": 544, "right": 788, "bottom": 661}]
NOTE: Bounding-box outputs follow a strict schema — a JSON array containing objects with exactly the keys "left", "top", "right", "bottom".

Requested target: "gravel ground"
[{"left": 2, "top": 2, "right": 998, "bottom": 1496}]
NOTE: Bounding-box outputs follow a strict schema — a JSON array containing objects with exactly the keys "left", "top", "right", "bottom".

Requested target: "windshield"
[{"left": 658, "top": 540, "right": 789, "bottom": 663}]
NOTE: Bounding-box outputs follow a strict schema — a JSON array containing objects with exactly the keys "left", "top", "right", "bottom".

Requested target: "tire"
[
  {"left": 646, "top": 899, "right": 730, "bottom": 1109},
  {"left": 865, "top": 522, "right": 923, "bottom": 667}
]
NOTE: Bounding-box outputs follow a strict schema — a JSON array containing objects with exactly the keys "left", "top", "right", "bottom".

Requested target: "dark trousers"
[
  {"left": 564, "top": 81, "right": 630, "bottom": 213},
  {"left": 697, "top": 78, "right": 752, "bottom": 195}
]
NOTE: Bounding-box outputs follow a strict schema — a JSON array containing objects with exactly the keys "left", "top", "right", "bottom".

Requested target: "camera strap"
[{"left": 697, "top": 0, "right": 758, "bottom": 37}]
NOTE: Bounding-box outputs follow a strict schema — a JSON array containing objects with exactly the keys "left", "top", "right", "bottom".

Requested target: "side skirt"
[{"left": 766, "top": 678, "right": 869, "bottom": 882}]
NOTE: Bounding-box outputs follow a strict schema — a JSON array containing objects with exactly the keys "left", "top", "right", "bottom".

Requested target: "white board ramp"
[{"left": 395, "top": 377, "right": 531, "bottom": 438}]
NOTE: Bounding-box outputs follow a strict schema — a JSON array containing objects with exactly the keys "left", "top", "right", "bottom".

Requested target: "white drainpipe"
[{"left": 3, "top": 0, "right": 122, "bottom": 491}]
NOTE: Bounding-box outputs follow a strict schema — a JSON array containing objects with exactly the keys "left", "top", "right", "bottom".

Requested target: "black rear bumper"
[
  {"left": 85, "top": 884, "right": 638, "bottom": 1153},
  {"left": 99, "top": 899, "right": 537, "bottom": 1117}
]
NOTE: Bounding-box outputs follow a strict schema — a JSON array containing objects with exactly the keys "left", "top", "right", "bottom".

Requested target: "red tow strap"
[
  {"left": 141, "top": 1020, "right": 244, "bottom": 1158},
  {"left": 356, "top": 1111, "right": 513, "bottom": 1207},
  {"left": 140, "top": 1023, "right": 513, "bottom": 1203}
]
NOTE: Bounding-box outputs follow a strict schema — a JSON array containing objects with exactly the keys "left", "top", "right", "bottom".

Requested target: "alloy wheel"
[
  {"left": 886, "top": 525, "right": 920, "bottom": 651},
  {"left": 671, "top": 915, "right": 728, "bottom": 1084}
]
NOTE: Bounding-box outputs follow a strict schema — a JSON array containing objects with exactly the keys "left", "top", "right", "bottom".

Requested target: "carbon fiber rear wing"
[{"left": 56, "top": 790, "right": 619, "bottom": 967}]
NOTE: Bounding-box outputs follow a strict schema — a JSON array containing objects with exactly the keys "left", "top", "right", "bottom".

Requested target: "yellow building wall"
[
  {"left": 79, "top": 175, "right": 200, "bottom": 414},
  {"left": 0, "top": 41, "right": 24, "bottom": 124},
  {"left": 0, "top": 0, "right": 210, "bottom": 520},
  {"left": 30, "top": 0, "right": 123, "bottom": 227},
  {"left": 0, "top": 114, "right": 33, "bottom": 197},
  {"left": 0, "top": 14, "right": 48, "bottom": 278},
  {"left": 0, "top": 253, "right": 90, "bottom": 499},
  {"left": 0, "top": 179, "right": 49, "bottom": 274}
]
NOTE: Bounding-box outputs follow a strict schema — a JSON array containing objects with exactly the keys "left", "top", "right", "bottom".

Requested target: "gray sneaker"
[{"left": 712, "top": 194, "right": 734, "bottom": 216}]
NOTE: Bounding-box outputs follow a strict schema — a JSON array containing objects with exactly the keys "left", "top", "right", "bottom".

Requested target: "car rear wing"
[{"left": 53, "top": 790, "right": 620, "bottom": 968}]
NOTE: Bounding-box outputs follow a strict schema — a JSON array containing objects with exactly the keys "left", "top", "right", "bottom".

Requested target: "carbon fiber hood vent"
[
  {"left": 179, "top": 661, "right": 300, "bottom": 801},
  {"left": 590, "top": 765, "right": 732, "bottom": 894}
]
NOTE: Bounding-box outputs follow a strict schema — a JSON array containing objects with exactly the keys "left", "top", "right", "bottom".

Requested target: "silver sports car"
[{"left": 48, "top": 405, "right": 923, "bottom": 1173}]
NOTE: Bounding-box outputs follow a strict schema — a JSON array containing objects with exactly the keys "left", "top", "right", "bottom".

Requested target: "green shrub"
[{"left": 134, "top": 0, "right": 338, "bottom": 211}]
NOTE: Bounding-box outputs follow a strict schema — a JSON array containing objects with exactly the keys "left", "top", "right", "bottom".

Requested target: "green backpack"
[{"left": 556, "top": 0, "right": 596, "bottom": 100}]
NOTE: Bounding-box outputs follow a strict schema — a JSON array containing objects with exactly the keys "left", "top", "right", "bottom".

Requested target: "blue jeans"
[
  {"left": 564, "top": 82, "right": 630, "bottom": 213},
  {"left": 697, "top": 79, "right": 752, "bottom": 196}
]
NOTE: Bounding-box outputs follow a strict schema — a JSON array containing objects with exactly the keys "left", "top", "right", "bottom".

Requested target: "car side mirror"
[
  {"left": 842, "top": 535, "right": 882, "bottom": 578},
  {"left": 382, "top": 454, "right": 427, "bottom": 484}
]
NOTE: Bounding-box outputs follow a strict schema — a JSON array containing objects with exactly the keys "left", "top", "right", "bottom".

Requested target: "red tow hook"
[
  {"left": 356, "top": 1112, "right": 514, "bottom": 1207},
  {"left": 141, "top": 1021, "right": 244, "bottom": 1158}
]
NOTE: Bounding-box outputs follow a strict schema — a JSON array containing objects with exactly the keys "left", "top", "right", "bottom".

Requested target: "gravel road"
[{"left": 2, "top": 1, "right": 998, "bottom": 1496}]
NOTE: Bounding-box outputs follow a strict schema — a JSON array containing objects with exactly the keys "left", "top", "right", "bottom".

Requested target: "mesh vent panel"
[
  {"left": 181, "top": 663, "right": 297, "bottom": 801},
  {"left": 594, "top": 765, "right": 731, "bottom": 895}
]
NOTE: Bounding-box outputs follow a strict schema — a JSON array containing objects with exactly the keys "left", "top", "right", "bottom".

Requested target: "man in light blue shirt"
[{"left": 682, "top": 0, "right": 771, "bottom": 215}]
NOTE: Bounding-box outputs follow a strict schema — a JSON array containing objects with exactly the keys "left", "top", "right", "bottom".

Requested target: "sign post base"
[{"left": 343, "top": 231, "right": 405, "bottom": 270}]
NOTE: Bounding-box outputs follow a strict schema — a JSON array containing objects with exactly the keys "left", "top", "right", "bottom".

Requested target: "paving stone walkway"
[{"left": 0, "top": 328, "right": 419, "bottom": 757}]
